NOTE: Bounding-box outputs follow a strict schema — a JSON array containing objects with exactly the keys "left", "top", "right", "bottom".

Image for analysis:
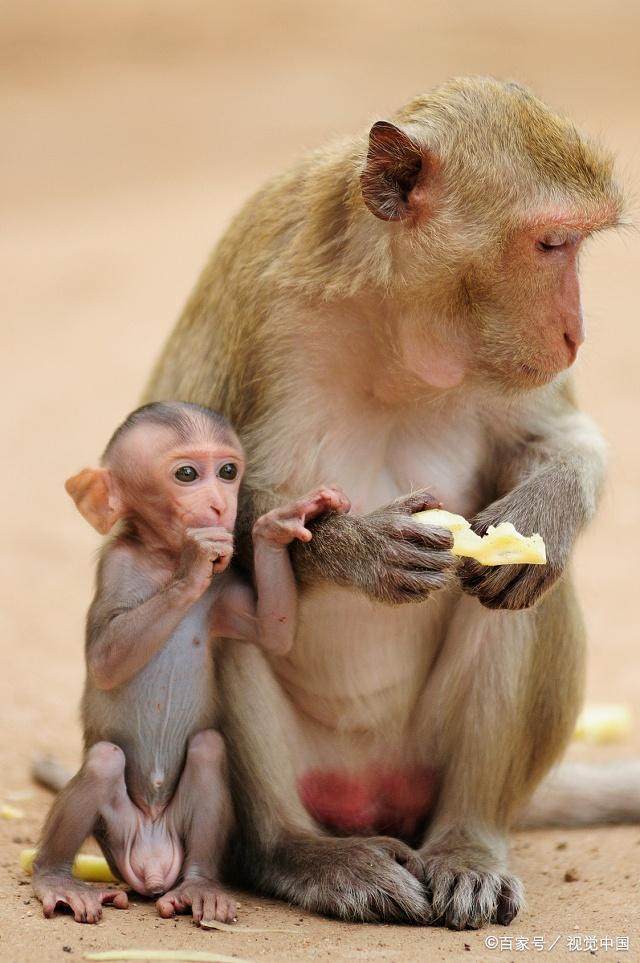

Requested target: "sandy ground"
[{"left": 1, "top": 3, "right": 639, "bottom": 961}]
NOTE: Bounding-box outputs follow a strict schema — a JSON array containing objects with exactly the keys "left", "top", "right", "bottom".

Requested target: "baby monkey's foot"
[
  {"left": 156, "top": 876, "right": 237, "bottom": 926},
  {"left": 34, "top": 873, "right": 129, "bottom": 923}
]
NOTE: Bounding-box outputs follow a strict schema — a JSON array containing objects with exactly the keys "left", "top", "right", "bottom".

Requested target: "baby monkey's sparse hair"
[{"left": 101, "top": 401, "right": 236, "bottom": 464}]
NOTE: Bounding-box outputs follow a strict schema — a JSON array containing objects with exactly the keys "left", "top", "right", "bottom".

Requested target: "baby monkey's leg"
[
  {"left": 156, "top": 730, "right": 237, "bottom": 925},
  {"left": 33, "top": 742, "right": 130, "bottom": 923}
]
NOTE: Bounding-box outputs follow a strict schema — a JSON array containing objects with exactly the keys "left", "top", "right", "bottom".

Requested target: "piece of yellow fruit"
[
  {"left": 20, "top": 848, "right": 117, "bottom": 883},
  {"left": 0, "top": 803, "right": 25, "bottom": 820},
  {"left": 413, "top": 509, "right": 546, "bottom": 566},
  {"left": 573, "top": 704, "right": 633, "bottom": 744}
]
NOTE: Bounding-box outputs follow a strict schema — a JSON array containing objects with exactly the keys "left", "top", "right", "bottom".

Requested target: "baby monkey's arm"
[
  {"left": 213, "top": 487, "right": 350, "bottom": 655},
  {"left": 88, "top": 528, "right": 233, "bottom": 690}
]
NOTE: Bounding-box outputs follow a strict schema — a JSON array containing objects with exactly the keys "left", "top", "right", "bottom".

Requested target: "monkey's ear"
[
  {"left": 64, "top": 467, "right": 124, "bottom": 534},
  {"left": 360, "top": 121, "right": 424, "bottom": 221}
]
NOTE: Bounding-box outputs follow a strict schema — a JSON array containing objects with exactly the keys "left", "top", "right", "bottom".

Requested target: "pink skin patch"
[{"left": 298, "top": 766, "right": 437, "bottom": 840}]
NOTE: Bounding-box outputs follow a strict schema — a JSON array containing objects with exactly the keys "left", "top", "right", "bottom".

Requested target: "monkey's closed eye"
[
  {"left": 218, "top": 463, "right": 238, "bottom": 481},
  {"left": 536, "top": 239, "right": 566, "bottom": 253},
  {"left": 174, "top": 465, "right": 199, "bottom": 483}
]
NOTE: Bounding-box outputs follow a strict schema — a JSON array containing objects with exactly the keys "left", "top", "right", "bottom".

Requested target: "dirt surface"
[{"left": 1, "top": 3, "right": 639, "bottom": 961}]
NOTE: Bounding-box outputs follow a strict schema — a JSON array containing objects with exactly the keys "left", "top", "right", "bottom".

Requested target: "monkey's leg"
[
  {"left": 220, "top": 642, "right": 430, "bottom": 923},
  {"left": 156, "top": 730, "right": 237, "bottom": 925},
  {"left": 415, "top": 581, "right": 585, "bottom": 930},
  {"left": 33, "top": 742, "right": 130, "bottom": 923}
]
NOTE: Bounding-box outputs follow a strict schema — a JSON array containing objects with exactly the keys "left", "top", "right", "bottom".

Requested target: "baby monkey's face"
[{"left": 117, "top": 424, "right": 246, "bottom": 542}]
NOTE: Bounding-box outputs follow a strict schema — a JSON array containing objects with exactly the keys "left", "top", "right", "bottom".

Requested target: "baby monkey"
[{"left": 33, "top": 401, "right": 349, "bottom": 925}]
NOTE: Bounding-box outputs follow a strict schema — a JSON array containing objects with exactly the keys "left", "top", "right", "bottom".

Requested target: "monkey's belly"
[
  {"left": 273, "top": 584, "right": 450, "bottom": 732},
  {"left": 298, "top": 766, "right": 437, "bottom": 840},
  {"left": 85, "top": 597, "right": 217, "bottom": 812}
]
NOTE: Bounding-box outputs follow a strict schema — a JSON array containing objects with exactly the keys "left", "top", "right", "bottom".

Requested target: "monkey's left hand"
[
  {"left": 458, "top": 492, "right": 566, "bottom": 610},
  {"left": 253, "top": 487, "right": 351, "bottom": 548}
]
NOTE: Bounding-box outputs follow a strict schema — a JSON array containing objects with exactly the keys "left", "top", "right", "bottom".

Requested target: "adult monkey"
[{"left": 145, "top": 77, "right": 629, "bottom": 929}]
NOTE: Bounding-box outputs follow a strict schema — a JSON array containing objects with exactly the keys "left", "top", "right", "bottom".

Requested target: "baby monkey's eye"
[
  {"left": 174, "top": 465, "right": 199, "bottom": 483},
  {"left": 218, "top": 463, "right": 238, "bottom": 481}
]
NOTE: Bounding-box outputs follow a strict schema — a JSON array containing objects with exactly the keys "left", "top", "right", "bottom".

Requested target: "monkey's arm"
[
  {"left": 289, "top": 488, "right": 457, "bottom": 604},
  {"left": 460, "top": 389, "right": 606, "bottom": 610},
  {"left": 211, "top": 545, "right": 297, "bottom": 655},
  {"left": 86, "top": 546, "right": 206, "bottom": 690},
  {"left": 216, "top": 488, "right": 350, "bottom": 652}
]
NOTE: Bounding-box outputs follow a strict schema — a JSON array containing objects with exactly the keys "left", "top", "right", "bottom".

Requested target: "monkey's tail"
[
  {"left": 518, "top": 760, "right": 640, "bottom": 828},
  {"left": 31, "top": 755, "right": 73, "bottom": 794}
]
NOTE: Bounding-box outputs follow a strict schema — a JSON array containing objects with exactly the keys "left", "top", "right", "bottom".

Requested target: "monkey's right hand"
[
  {"left": 177, "top": 526, "right": 234, "bottom": 596},
  {"left": 292, "top": 489, "right": 456, "bottom": 604}
]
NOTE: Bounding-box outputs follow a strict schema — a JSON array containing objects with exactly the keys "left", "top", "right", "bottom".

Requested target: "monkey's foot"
[
  {"left": 263, "top": 834, "right": 430, "bottom": 923},
  {"left": 419, "top": 846, "right": 524, "bottom": 930},
  {"left": 33, "top": 873, "right": 129, "bottom": 923},
  {"left": 156, "top": 876, "right": 237, "bottom": 925}
]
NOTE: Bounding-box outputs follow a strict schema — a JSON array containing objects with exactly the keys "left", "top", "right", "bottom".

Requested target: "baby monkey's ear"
[{"left": 65, "top": 467, "right": 124, "bottom": 534}]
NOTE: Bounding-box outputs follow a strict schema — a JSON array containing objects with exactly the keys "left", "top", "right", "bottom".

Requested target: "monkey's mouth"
[{"left": 516, "top": 362, "right": 558, "bottom": 386}]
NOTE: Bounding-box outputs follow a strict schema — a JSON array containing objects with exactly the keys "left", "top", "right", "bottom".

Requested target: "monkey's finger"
[
  {"left": 190, "top": 893, "right": 204, "bottom": 923},
  {"left": 459, "top": 559, "right": 515, "bottom": 593},
  {"left": 269, "top": 494, "right": 331, "bottom": 522},
  {"left": 102, "top": 889, "right": 129, "bottom": 910},
  {"left": 386, "top": 545, "right": 457, "bottom": 573},
  {"left": 378, "top": 838, "right": 425, "bottom": 881},
  {"left": 41, "top": 895, "right": 58, "bottom": 918},
  {"left": 387, "top": 489, "right": 441, "bottom": 515},
  {"left": 65, "top": 892, "right": 90, "bottom": 924},
  {"left": 156, "top": 896, "right": 177, "bottom": 918},
  {"left": 206, "top": 541, "right": 235, "bottom": 559},
  {"left": 188, "top": 525, "right": 233, "bottom": 538},
  {"left": 222, "top": 897, "right": 238, "bottom": 923},
  {"left": 480, "top": 568, "right": 551, "bottom": 611},
  {"left": 303, "top": 488, "right": 352, "bottom": 518},
  {"left": 392, "top": 521, "right": 454, "bottom": 551},
  {"left": 84, "top": 903, "right": 102, "bottom": 924},
  {"left": 386, "top": 567, "right": 452, "bottom": 602},
  {"left": 201, "top": 894, "right": 219, "bottom": 924},
  {"left": 286, "top": 520, "right": 313, "bottom": 542},
  {"left": 263, "top": 518, "right": 313, "bottom": 544},
  {"left": 496, "top": 876, "right": 524, "bottom": 926}
]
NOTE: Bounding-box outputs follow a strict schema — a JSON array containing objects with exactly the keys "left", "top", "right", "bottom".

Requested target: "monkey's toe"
[
  {"left": 157, "top": 879, "right": 237, "bottom": 925},
  {"left": 423, "top": 856, "right": 524, "bottom": 929},
  {"left": 36, "top": 875, "right": 129, "bottom": 924},
  {"left": 265, "top": 835, "right": 431, "bottom": 923}
]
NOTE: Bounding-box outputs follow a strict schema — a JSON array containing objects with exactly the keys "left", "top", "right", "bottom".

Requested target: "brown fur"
[{"left": 144, "top": 77, "right": 627, "bottom": 929}]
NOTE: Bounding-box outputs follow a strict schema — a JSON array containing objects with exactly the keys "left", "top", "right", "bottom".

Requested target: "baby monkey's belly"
[{"left": 298, "top": 765, "right": 438, "bottom": 843}]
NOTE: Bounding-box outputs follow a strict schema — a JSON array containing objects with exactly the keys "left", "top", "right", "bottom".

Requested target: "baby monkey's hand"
[
  {"left": 178, "top": 526, "right": 234, "bottom": 596},
  {"left": 253, "top": 487, "right": 351, "bottom": 548}
]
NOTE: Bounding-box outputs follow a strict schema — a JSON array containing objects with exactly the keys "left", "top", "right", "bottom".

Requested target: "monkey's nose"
[{"left": 563, "top": 332, "right": 580, "bottom": 363}]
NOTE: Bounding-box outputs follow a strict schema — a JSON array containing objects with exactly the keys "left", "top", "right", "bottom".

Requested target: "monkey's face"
[
  {"left": 359, "top": 88, "right": 622, "bottom": 395},
  {"left": 123, "top": 426, "right": 245, "bottom": 547},
  {"left": 465, "top": 221, "right": 598, "bottom": 391}
]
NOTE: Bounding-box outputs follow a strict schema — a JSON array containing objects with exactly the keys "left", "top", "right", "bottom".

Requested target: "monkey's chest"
[{"left": 289, "top": 402, "right": 487, "bottom": 518}]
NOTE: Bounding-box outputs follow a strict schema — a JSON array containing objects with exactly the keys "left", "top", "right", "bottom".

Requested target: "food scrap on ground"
[
  {"left": 0, "top": 803, "right": 25, "bottom": 820},
  {"left": 573, "top": 704, "right": 633, "bottom": 744},
  {"left": 20, "top": 848, "right": 117, "bottom": 882},
  {"left": 200, "top": 919, "right": 296, "bottom": 933}
]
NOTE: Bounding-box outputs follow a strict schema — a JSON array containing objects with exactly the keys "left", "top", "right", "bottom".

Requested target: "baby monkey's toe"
[
  {"left": 36, "top": 874, "right": 128, "bottom": 924},
  {"left": 156, "top": 878, "right": 237, "bottom": 926}
]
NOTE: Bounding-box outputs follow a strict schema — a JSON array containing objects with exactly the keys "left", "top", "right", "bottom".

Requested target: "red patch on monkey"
[{"left": 298, "top": 766, "right": 437, "bottom": 839}]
